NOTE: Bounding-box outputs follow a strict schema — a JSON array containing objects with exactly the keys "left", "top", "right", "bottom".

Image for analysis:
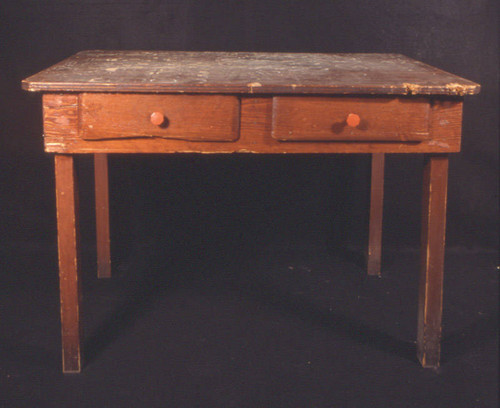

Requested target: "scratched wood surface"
[{"left": 23, "top": 51, "right": 480, "bottom": 95}]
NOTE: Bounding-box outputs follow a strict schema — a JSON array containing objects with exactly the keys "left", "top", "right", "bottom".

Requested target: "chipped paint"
[
  {"left": 45, "top": 141, "right": 68, "bottom": 150},
  {"left": 235, "top": 148, "right": 258, "bottom": 153},
  {"left": 403, "top": 83, "right": 424, "bottom": 95},
  {"left": 428, "top": 140, "right": 450, "bottom": 148},
  {"left": 444, "top": 82, "right": 476, "bottom": 96},
  {"left": 56, "top": 116, "right": 70, "bottom": 126},
  {"left": 247, "top": 82, "right": 262, "bottom": 93},
  {"left": 23, "top": 51, "right": 480, "bottom": 96}
]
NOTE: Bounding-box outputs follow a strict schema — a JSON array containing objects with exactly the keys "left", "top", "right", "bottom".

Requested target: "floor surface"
[{"left": 0, "top": 235, "right": 497, "bottom": 407}]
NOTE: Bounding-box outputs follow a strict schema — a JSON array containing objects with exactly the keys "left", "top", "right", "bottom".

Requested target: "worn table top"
[{"left": 22, "top": 50, "right": 480, "bottom": 95}]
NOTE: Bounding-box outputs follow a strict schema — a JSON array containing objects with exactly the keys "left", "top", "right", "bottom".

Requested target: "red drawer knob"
[
  {"left": 346, "top": 113, "right": 361, "bottom": 127},
  {"left": 150, "top": 111, "right": 165, "bottom": 126}
]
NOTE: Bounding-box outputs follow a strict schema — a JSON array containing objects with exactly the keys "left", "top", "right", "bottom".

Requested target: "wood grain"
[
  {"left": 80, "top": 94, "right": 240, "bottom": 142},
  {"left": 367, "top": 153, "right": 385, "bottom": 276},
  {"left": 427, "top": 99, "right": 463, "bottom": 151},
  {"left": 23, "top": 51, "right": 480, "bottom": 95},
  {"left": 42, "top": 95, "right": 463, "bottom": 154},
  {"left": 272, "top": 97, "right": 430, "bottom": 141},
  {"left": 94, "top": 153, "right": 111, "bottom": 279},
  {"left": 54, "top": 154, "right": 83, "bottom": 373},
  {"left": 43, "top": 94, "right": 79, "bottom": 139},
  {"left": 417, "top": 155, "right": 449, "bottom": 368}
]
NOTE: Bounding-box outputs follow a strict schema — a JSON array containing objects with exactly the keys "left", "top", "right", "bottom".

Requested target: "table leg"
[
  {"left": 94, "top": 153, "right": 111, "bottom": 278},
  {"left": 417, "top": 154, "right": 449, "bottom": 368},
  {"left": 55, "top": 154, "right": 83, "bottom": 373},
  {"left": 367, "top": 153, "right": 385, "bottom": 276}
]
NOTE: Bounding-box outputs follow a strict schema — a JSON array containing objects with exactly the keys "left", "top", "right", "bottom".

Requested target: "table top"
[{"left": 22, "top": 50, "right": 480, "bottom": 96}]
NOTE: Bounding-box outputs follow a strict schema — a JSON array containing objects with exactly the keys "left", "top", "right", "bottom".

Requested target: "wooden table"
[{"left": 22, "top": 51, "right": 480, "bottom": 373}]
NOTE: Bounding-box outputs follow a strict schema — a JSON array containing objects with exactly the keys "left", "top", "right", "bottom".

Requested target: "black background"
[
  {"left": 0, "top": 0, "right": 498, "bottom": 252},
  {"left": 0, "top": 1, "right": 498, "bottom": 406}
]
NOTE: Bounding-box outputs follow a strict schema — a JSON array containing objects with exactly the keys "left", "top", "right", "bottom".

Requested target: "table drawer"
[
  {"left": 80, "top": 94, "right": 240, "bottom": 141},
  {"left": 272, "top": 97, "right": 430, "bottom": 142}
]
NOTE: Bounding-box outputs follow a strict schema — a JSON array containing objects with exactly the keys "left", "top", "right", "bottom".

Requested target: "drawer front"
[
  {"left": 80, "top": 94, "right": 240, "bottom": 141},
  {"left": 272, "top": 97, "right": 430, "bottom": 142}
]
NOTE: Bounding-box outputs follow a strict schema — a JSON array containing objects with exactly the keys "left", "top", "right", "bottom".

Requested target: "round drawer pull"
[
  {"left": 150, "top": 111, "right": 165, "bottom": 126},
  {"left": 346, "top": 113, "right": 361, "bottom": 128}
]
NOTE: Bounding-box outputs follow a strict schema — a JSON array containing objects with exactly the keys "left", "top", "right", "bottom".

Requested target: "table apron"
[{"left": 42, "top": 94, "right": 463, "bottom": 154}]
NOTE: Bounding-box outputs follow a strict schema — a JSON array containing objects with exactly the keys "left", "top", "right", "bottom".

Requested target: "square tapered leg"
[
  {"left": 94, "top": 153, "right": 111, "bottom": 278},
  {"left": 367, "top": 153, "right": 385, "bottom": 276},
  {"left": 55, "top": 154, "right": 83, "bottom": 373},
  {"left": 417, "top": 155, "right": 449, "bottom": 368}
]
